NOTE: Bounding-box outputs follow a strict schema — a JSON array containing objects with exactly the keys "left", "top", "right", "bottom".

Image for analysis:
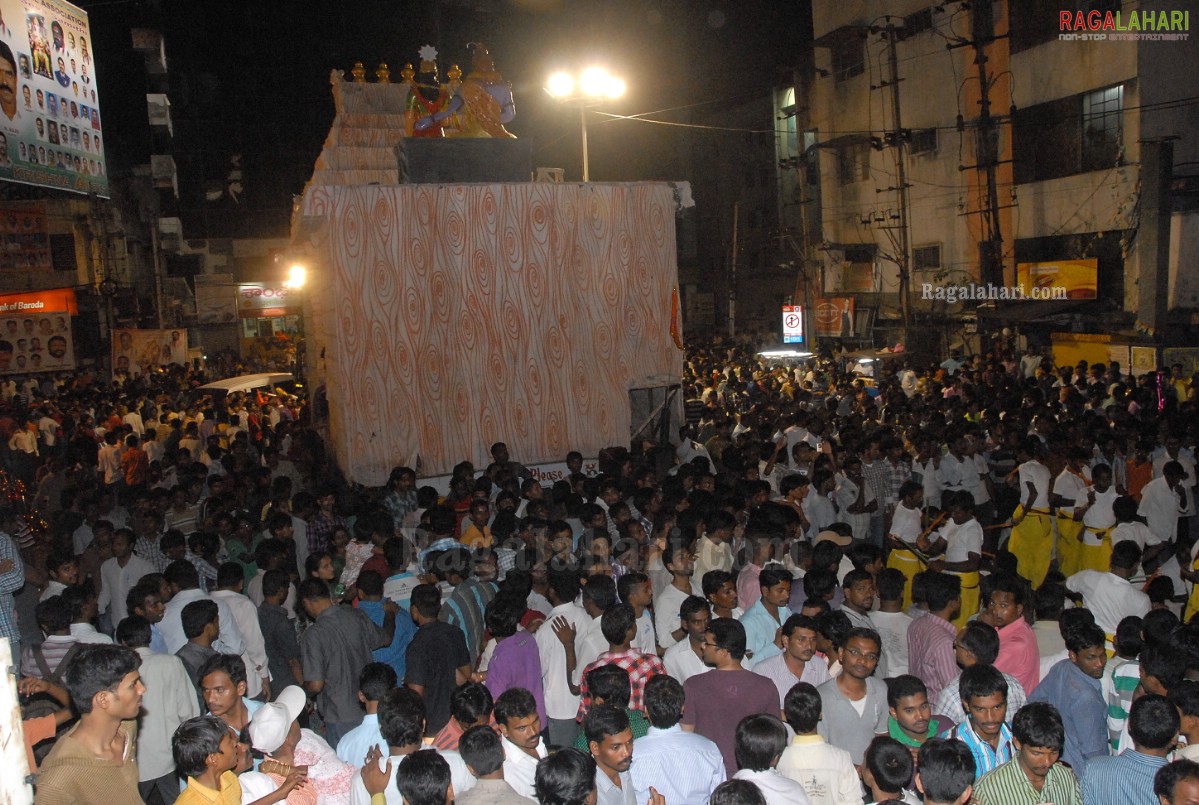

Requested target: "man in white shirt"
[
  {"left": 1139, "top": 462, "right": 1189, "bottom": 559},
  {"left": 118, "top": 614, "right": 199, "bottom": 805},
  {"left": 535, "top": 570, "right": 588, "bottom": 749},
  {"left": 209, "top": 561, "right": 271, "bottom": 700},
  {"left": 732, "top": 713, "right": 814, "bottom": 805},
  {"left": 36, "top": 407, "right": 58, "bottom": 449},
  {"left": 804, "top": 474, "right": 838, "bottom": 541},
  {"left": 694, "top": 512, "right": 736, "bottom": 582},
  {"left": 98, "top": 527, "right": 154, "bottom": 625},
  {"left": 573, "top": 576, "right": 614, "bottom": 686},
  {"left": 1008, "top": 438, "right": 1054, "bottom": 587},
  {"left": 583, "top": 705, "right": 638, "bottom": 805},
  {"left": 158, "top": 559, "right": 246, "bottom": 657},
  {"left": 496, "top": 687, "right": 548, "bottom": 799},
  {"left": 653, "top": 541, "right": 700, "bottom": 650},
  {"left": 1065, "top": 541, "right": 1151, "bottom": 638},
  {"left": 142, "top": 429, "right": 165, "bottom": 465},
  {"left": 869, "top": 569, "right": 914, "bottom": 678},
  {"left": 777, "top": 682, "right": 865, "bottom": 805},
  {"left": 346, "top": 686, "right": 476, "bottom": 805},
  {"left": 1074, "top": 464, "right": 1120, "bottom": 573},
  {"left": 630, "top": 675, "right": 726, "bottom": 804},
  {"left": 664, "top": 596, "right": 718, "bottom": 683},
  {"left": 938, "top": 435, "right": 973, "bottom": 496}
]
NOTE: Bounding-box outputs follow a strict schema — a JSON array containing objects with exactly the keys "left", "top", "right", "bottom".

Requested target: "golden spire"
[
  {"left": 351, "top": 62, "right": 366, "bottom": 83},
  {"left": 376, "top": 62, "right": 391, "bottom": 83}
]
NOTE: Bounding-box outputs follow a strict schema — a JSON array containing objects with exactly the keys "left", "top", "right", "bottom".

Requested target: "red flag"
[{"left": 669, "top": 287, "right": 683, "bottom": 350}]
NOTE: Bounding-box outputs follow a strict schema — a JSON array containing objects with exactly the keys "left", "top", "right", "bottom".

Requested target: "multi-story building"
[{"left": 796, "top": 0, "right": 1199, "bottom": 353}]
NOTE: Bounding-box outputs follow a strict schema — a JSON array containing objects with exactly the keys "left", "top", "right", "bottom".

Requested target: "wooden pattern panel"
[{"left": 301, "top": 182, "right": 682, "bottom": 484}]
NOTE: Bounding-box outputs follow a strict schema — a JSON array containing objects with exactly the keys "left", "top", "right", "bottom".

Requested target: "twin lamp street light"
[{"left": 544, "top": 67, "right": 626, "bottom": 182}]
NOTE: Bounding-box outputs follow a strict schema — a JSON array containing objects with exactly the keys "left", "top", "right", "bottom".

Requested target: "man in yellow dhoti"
[
  {"left": 927, "top": 492, "right": 983, "bottom": 629},
  {"left": 886, "top": 481, "right": 926, "bottom": 610},
  {"left": 1008, "top": 438, "right": 1054, "bottom": 587},
  {"left": 1053, "top": 447, "right": 1092, "bottom": 577},
  {"left": 1077, "top": 464, "right": 1119, "bottom": 573}
]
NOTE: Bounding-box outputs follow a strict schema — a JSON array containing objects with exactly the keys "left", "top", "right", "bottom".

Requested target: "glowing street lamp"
[
  {"left": 285, "top": 264, "right": 306, "bottom": 289},
  {"left": 545, "top": 67, "right": 625, "bottom": 182}
]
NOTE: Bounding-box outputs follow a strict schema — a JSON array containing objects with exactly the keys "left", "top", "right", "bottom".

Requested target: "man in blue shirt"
[
  {"left": 739, "top": 565, "right": 793, "bottom": 665},
  {"left": 1028, "top": 620, "right": 1108, "bottom": 776},
  {"left": 941, "top": 664, "right": 1014, "bottom": 776},
  {"left": 1082, "top": 694, "right": 1179, "bottom": 805},
  {"left": 358, "top": 570, "right": 416, "bottom": 682},
  {"left": 335, "top": 662, "right": 395, "bottom": 764},
  {"left": 629, "top": 674, "right": 725, "bottom": 803}
]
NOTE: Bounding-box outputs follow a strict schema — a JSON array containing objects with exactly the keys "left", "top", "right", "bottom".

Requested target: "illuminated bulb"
[
  {"left": 286, "top": 264, "right": 306, "bottom": 289},
  {"left": 580, "top": 67, "right": 610, "bottom": 97},
  {"left": 546, "top": 72, "right": 574, "bottom": 98}
]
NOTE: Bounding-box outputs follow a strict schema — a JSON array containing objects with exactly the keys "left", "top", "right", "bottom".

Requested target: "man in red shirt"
[{"left": 576, "top": 603, "right": 666, "bottom": 718}]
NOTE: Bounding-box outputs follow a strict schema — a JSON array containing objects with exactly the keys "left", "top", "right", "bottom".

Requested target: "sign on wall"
[
  {"left": 1016, "top": 259, "right": 1098, "bottom": 300},
  {"left": 0, "top": 287, "right": 75, "bottom": 374},
  {"left": 814, "top": 297, "right": 855, "bottom": 337},
  {"left": 112, "top": 327, "right": 187, "bottom": 375},
  {"left": 237, "top": 282, "right": 299, "bottom": 318},
  {"left": 0, "top": 201, "right": 49, "bottom": 270},
  {"left": 0, "top": 0, "right": 107, "bottom": 196},
  {"left": 781, "top": 305, "right": 804, "bottom": 344}
]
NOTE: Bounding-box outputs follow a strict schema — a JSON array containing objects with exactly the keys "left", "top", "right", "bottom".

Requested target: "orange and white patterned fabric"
[{"left": 298, "top": 181, "right": 683, "bottom": 484}]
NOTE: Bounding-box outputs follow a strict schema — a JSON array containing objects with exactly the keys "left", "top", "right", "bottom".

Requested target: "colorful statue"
[
  {"left": 417, "top": 43, "right": 515, "bottom": 139},
  {"left": 439, "top": 64, "right": 466, "bottom": 138},
  {"left": 406, "top": 46, "right": 451, "bottom": 137}
]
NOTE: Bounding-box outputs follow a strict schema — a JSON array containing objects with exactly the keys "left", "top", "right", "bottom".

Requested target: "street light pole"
[
  {"left": 579, "top": 104, "right": 590, "bottom": 182},
  {"left": 546, "top": 67, "right": 625, "bottom": 183}
]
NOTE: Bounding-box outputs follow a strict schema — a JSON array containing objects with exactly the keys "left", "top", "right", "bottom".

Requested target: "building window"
[
  {"left": 913, "top": 244, "right": 942, "bottom": 271},
  {"left": 1082, "top": 84, "right": 1123, "bottom": 171},
  {"left": 832, "top": 37, "right": 865, "bottom": 82},
  {"left": 910, "top": 128, "right": 938, "bottom": 156},
  {"left": 49, "top": 234, "right": 77, "bottom": 272},
  {"left": 904, "top": 8, "right": 934, "bottom": 36},
  {"left": 1011, "top": 0, "right": 1121, "bottom": 53},
  {"left": 1014, "top": 84, "right": 1123, "bottom": 183},
  {"left": 838, "top": 141, "right": 871, "bottom": 185}
]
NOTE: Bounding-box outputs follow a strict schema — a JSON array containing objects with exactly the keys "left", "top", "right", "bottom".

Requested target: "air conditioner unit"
[
  {"left": 150, "top": 155, "right": 178, "bottom": 197},
  {"left": 147, "top": 94, "right": 173, "bottom": 136}
]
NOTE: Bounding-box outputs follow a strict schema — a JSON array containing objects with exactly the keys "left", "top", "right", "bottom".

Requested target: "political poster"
[
  {"left": 0, "top": 0, "right": 107, "bottom": 196},
  {"left": 0, "top": 287, "right": 76, "bottom": 374},
  {"left": 0, "top": 200, "right": 49, "bottom": 271},
  {"left": 112, "top": 328, "right": 188, "bottom": 375}
]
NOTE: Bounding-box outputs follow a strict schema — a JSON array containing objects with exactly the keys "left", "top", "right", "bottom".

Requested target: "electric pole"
[
  {"left": 973, "top": 3, "right": 1003, "bottom": 287},
  {"left": 880, "top": 21, "right": 913, "bottom": 336}
]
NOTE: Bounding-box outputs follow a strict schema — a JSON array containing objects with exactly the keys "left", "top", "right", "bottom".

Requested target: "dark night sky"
[{"left": 75, "top": 0, "right": 809, "bottom": 237}]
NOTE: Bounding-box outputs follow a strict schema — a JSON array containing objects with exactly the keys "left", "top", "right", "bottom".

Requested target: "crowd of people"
[{"left": 5, "top": 337, "right": 1199, "bottom": 805}]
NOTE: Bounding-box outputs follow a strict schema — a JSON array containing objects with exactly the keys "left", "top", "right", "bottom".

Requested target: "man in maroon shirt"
[{"left": 680, "top": 617, "right": 779, "bottom": 777}]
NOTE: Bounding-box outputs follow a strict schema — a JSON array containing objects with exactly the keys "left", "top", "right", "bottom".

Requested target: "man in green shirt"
[
  {"left": 887, "top": 674, "right": 949, "bottom": 755},
  {"left": 573, "top": 663, "right": 650, "bottom": 750},
  {"left": 973, "top": 701, "right": 1081, "bottom": 805}
]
